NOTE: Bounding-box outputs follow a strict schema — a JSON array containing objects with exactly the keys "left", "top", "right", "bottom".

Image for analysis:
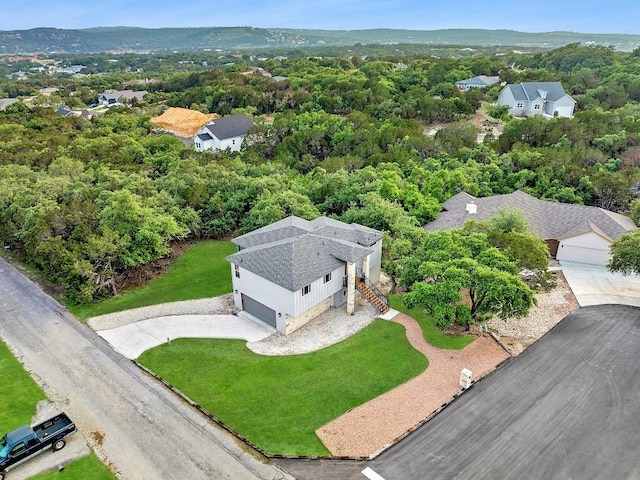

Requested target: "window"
[
  {"left": 234, "top": 265, "right": 240, "bottom": 278},
  {"left": 516, "top": 102, "right": 524, "bottom": 108},
  {"left": 11, "top": 442, "right": 26, "bottom": 456},
  {"left": 302, "top": 284, "right": 311, "bottom": 296},
  {"left": 324, "top": 272, "right": 332, "bottom": 284},
  {"left": 534, "top": 104, "right": 541, "bottom": 110}
]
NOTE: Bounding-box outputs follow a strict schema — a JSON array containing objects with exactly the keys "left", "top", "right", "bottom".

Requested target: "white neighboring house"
[
  {"left": 497, "top": 82, "right": 576, "bottom": 118},
  {"left": 455, "top": 75, "right": 500, "bottom": 91},
  {"left": 226, "top": 216, "right": 384, "bottom": 334},
  {"left": 98, "top": 89, "right": 147, "bottom": 107},
  {"left": 426, "top": 190, "right": 637, "bottom": 267},
  {"left": 193, "top": 114, "right": 253, "bottom": 153}
]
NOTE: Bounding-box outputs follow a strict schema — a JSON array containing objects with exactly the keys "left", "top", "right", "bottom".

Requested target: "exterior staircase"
[{"left": 356, "top": 276, "right": 389, "bottom": 314}]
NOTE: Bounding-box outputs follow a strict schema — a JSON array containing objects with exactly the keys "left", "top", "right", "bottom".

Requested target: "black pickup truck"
[{"left": 0, "top": 412, "right": 76, "bottom": 479}]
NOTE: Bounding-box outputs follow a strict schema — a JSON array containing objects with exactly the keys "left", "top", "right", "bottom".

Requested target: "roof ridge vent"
[{"left": 466, "top": 201, "right": 477, "bottom": 214}]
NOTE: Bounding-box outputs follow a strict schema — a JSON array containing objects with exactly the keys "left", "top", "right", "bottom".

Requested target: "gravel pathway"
[{"left": 316, "top": 313, "right": 510, "bottom": 458}]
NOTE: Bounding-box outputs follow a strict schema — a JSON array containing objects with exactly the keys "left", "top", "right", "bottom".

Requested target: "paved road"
[
  {"left": 368, "top": 305, "right": 640, "bottom": 479},
  {"left": 0, "top": 258, "right": 291, "bottom": 480}
]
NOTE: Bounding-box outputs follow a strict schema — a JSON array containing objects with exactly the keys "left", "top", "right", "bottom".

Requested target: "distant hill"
[{"left": 1, "top": 26, "right": 639, "bottom": 54}]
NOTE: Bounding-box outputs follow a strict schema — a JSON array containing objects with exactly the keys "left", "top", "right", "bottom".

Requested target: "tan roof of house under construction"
[{"left": 150, "top": 107, "right": 219, "bottom": 137}]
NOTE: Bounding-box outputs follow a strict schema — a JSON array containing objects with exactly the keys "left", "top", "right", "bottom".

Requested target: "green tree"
[
  {"left": 402, "top": 230, "right": 535, "bottom": 329},
  {"left": 608, "top": 230, "right": 640, "bottom": 275}
]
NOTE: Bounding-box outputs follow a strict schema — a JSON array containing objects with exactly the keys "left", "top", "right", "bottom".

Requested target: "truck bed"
[{"left": 33, "top": 413, "right": 74, "bottom": 440}]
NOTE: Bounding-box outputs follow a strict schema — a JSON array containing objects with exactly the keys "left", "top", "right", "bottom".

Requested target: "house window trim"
[
  {"left": 302, "top": 284, "right": 311, "bottom": 296},
  {"left": 234, "top": 265, "right": 240, "bottom": 278},
  {"left": 516, "top": 102, "right": 524, "bottom": 109},
  {"left": 324, "top": 272, "right": 332, "bottom": 284}
]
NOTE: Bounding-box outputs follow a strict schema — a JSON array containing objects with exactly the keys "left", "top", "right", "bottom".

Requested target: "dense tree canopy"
[{"left": 2, "top": 42, "right": 640, "bottom": 314}]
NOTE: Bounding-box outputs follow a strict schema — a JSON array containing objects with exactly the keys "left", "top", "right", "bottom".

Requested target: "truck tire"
[
  {"left": 53, "top": 439, "right": 66, "bottom": 451},
  {"left": 0, "top": 470, "right": 5, "bottom": 480}
]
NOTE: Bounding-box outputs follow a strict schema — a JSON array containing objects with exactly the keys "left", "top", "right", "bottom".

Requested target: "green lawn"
[
  {"left": 28, "top": 454, "right": 115, "bottom": 480},
  {"left": 0, "top": 339, "right": 47, "bottom": 433},
  {"left": 388, "top": 294, "right": 474, "bottom": 350},
  {"left": 69, "top": 240, "right": 236, "bottom": 320},
  {"left": 139, "top": 320, "right": 427, "bottom": 456}
]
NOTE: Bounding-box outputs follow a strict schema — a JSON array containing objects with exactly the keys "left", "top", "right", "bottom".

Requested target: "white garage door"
[{"left": 557, "top": 244, "right": 610, "bottom": 266}]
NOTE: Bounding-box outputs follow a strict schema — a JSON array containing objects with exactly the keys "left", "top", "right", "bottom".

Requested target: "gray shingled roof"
[
  {"left": 504, "top": 82, "right": 571, "bottom": 103},
  {"left": 426, "top": 190, "right": 636, "bottom": 242},
  {"left": 202, "top": 114, "right": 253, "bottom": 140},
  {"left": 0, "top": 98, "right": 19, "bottom": 109},
  {"left": 456, "top": 75, "right": 500, "bottom": 87},
  {"left": 197, "top": 132, "right": 213, "bottom": 141},
  {"left": 227, "top": 215, "right": 382, "bottom": 291},
  {"left": 100, "top": 89, "right": 147, "bottom": 102}
]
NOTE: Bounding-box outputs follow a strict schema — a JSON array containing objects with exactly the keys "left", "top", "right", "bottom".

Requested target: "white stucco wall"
[{"left": 218, "top": 135, "right": 244, "bottom": 152}]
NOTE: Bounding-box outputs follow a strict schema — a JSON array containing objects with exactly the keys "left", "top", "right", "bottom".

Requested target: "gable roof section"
[
  {"left": 426, "top": 190, "right": 636, "bottom": 242},
  {"left": 228, "top": 216, "right": 382, "bottom": 291},
  {"left": 456, "top": 75, "right": 500, "bottom": 87},
  {"left": 202, "top": 114, "right": 253, "bottom": 140},
  {"left": 504, "top": 82, "right": 573, "bottom": 103}
]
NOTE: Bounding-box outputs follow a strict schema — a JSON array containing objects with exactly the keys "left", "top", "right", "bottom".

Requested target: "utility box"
[{"left": 459, "top": 368, "right": 472, "bottom": 389}]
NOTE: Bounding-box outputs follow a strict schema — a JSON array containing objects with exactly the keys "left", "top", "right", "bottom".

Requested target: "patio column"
[
  {"left": 362, "top": 254, "right": 370, "bottom": 280},
  {"left": 346, "top": 261, "right": 356, "bottom": 315}
]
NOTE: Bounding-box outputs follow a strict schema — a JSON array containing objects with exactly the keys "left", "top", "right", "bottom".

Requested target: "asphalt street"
[
  {"left": 0, "top": 258, "right": 291, "bottom": 480},
  {"left": 368, "top": 304, "right": 640, "bottom": 479}
]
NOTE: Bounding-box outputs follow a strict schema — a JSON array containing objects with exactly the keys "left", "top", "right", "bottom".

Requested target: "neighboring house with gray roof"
[
  {"left": 194, "top": 114, "right": 253, "bottom": 153},
  {"left": 97, "top": 89, "right": 147, "bottom": 107},
  {"left": 227, "top": 216, "right": 383, "bottom": 334},
  {"left": 426, "top": 190, "right": 636, "bottom": 266},
  {"left": 455, "top": 75, "right": 500, "bottom": 91},
  {"left": 0, "top": 98, "right": 19, "bottom": 110},
  {"left": 498, "top": 82, "right": 576, "bottom": 118}
]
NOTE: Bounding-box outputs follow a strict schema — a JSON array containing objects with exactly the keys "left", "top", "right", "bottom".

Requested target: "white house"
[
  {"left": 226, "top": 216, "right": 384, "bottom": 334},
  {"left": 426, "top": 190, "right": 637, "bottom": 267},
  {"left": 497, "top": 82, "right": 576, "bottom": 118},
  {"left": 455, "top": 75, "right": 500, "bottom": 91},
  {"left": 194, "top": 114, "right": 253, "bottom": 153}
]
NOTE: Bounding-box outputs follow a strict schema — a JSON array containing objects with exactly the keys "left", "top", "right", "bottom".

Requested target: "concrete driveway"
[
  {"left": 97, "top": 314, "right": 273, "bottom": 359},
  {"left": 560, "top": 261, "right": 640, "bottom": 306}
]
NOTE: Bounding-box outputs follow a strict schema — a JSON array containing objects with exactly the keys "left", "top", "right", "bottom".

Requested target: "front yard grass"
[
  {"left": 69, "top": 240, "right": 235, "bottom": 320},
  {"left": 139, "top": 319, "right": 427, "bottom": 456},
  {"left": 0, "top": 339, "right": 47, "bottom": 432},
  {"left": 388, "top": 294, "right": 474, "bottom": 350},
  {"left": 28, "top": 454, "right": 115, "bottom": 480}
]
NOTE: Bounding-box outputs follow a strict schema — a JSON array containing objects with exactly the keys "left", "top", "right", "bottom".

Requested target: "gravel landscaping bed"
[
  {"left": 87, "top": 294, "right": 235, "bottom": 330},
  {"left": 486, "top": 271, "right": 579, "bottom": 355},
  {"left": 247, "top": 303, "right": 378, "bottom": 356}
]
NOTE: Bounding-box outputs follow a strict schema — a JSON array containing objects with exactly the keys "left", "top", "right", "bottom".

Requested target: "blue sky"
[{"left": 3, "top": 0, "right": 639, "bottom": 34}]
